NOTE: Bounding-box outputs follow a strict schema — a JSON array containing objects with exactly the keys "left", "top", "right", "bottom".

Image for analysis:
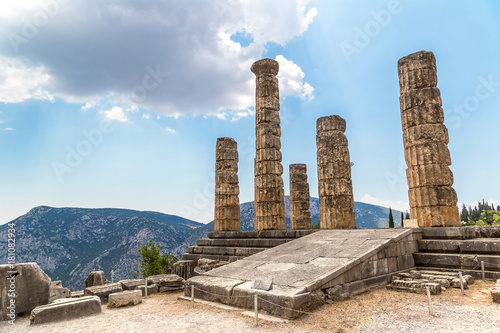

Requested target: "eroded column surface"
[
  {"left": 316, "top": 115, "right": 356, "bottom": 229},
  {"left": 251, "top": 58, "right": 285, "bottom": 230},
  {"left": 290, "top": 164, "right": 312, "bottom": 230},
  {"left": 214, "top": 137, "right": 240, "bottom": 231},
  {"left": 398, "top": 51, "right": 460, "bottom": 227}
]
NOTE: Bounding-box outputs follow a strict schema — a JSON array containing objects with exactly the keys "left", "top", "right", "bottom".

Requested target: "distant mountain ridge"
[{"left": 0, "top": 199, "right": 402, "bottom": 291}]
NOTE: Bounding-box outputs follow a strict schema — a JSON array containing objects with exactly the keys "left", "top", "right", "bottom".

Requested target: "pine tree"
[
  {"left": 460, "top": 203, "right": 469, "bottom": 222},
  {"left": 401, "top": 212, "right": 404, "bottom": 224},
  {"left": 388, "top": 208, "right": 394, "bottom": 228},
  {"left": 131, "top": 239, "right": 177, "bottom": 279},
  {"left": 497, "top": 205, "right": 500, "bottom": 212},
  {"left": 405, "top": 211, "right": 410, "bottom": 219}
]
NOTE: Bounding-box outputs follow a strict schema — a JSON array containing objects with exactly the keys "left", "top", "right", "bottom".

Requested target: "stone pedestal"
[
  {"left": 289, "top": 164, "right": 312, "bottom": 230},
  {"left": 251, "top": 58, "right": 285, "bottom": 230},
  {"left": 214, "top": 137, "right": 240, "bottom": 231},
  {"left": 316, "top": 115, "right": 356, "bottom": 229},
  {"left": 398, "top": 51, "right": 460, "bottom": 227}
]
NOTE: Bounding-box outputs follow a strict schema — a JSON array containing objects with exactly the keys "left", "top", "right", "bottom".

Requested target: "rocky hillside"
[
  {"left": 0, "top": 206, "right": 204, "bottom": 291},
  {"left": 0, "top": 200, "right": 402, "bottom": 291}
]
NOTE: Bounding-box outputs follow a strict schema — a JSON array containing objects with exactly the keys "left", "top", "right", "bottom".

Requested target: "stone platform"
[
  {"left": 181, "top": 230, "right": 317, "bottom": 264},
  {"left": 186, "top": 228, "right": 421, "bottom": 318},
  {"left": 414, "top": 226, "right": 500, "bottom": 279}
]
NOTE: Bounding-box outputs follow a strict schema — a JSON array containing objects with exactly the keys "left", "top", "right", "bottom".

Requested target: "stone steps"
[
  {"left": 196, "top": 238, "right": 290, "bottom": 248},
  {"left": 418, "top": 239, "right": 500, "bottom": 254},
  {"left": 181, "top": 230, "right": 318, "bottom": 265},
  {"left": 415, "top": 227, "right": 500, "bottom": 278},
  {"left": 414, "top": 252, "right": 500, "bottom": 270},
  {"left": 188, "top": 246, "right": 268, "bottom": 256}
]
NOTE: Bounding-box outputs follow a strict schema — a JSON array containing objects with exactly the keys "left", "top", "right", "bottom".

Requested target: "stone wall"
[
  {"left": 251, "top": 58, "right": 286, "bottom": 230},
  {"left": 214, "top": 137, "right": 240, "bottom": 231},
  {"left": 316, "top": 115, "right": 356, "bottom": 229},
  {"left": 398, "top": 51, "right": 460, "bottom": 227}
]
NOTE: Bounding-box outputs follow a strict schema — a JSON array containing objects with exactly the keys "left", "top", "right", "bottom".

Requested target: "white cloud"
[
  {"left": 102, "top": 106, "right": 128, "bottom": 122},
  {"left": 165, "top": 127, "right": 176, "bottom": 134},
  {"left": 231, "top": 109, "right": 255, "bottom": 122},
  {"left": 276, "top": 55, "right": 314, "bottom": 101},
  {"left": 216, "top": 113, "right": 227, "bottom": 120},
  {"left": 359, "top": 193, "right": 410, "bottom": 212},
  {"left": 0, "top": 57, "right": 53, "bottom": 103},
  {"left": 3, "top": 128, "right": 13, "bottom": 131},
  {"left": 0, "top": 1, "right": 317, "bottom": 114},
  {"left": 142, "top": 113, "right": 151, "bottom": 120}
]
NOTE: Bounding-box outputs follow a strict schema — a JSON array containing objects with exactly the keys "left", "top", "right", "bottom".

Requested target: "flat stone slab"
[
  {"left": 188, "top": 229, "right": 416, "bottom": 317},
  {"left": 30, "top": 296, "right": 101, "bottom": 325},
  {"left": 108, "top": 290, "right": 142, "bottom": 308},
  {"left": 84, "top": 282, "right": 123, "bottom": 304}
]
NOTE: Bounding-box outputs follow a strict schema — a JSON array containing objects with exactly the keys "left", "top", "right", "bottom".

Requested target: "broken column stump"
[
  {"left": 214, "top": 137, "right": 240, "bottom": 231},
  {"left": 251, "top": 58, "right": 286, "bottom": 230},
  {"left": 398, "top": 51, "right": 460, "bottom": 227},
  {"left": 289, "top": 164, "right": 312, "bottom": 230},
  {"left": 316, "top": 115, "right": 356, "bottom": 229}
]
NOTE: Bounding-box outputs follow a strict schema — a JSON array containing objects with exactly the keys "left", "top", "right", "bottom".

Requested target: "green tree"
[
  {"left": 497, "top": 205, "right": 500, "bottom": 212},
  {"left": 388, "top": 208, "right": 394, "bottom": 228},
  {"left": 478, "top": 209, "right": 495, "bottom": 225},
  {"left": 405, "top": 211, "right": 410, "bottom": 219},
  {"left": 400, "top": 212, "right": 404, "bottom": 224},
  {"left": 131, "top": 239, "right": 177, "bottom": 279},
  {"left": 460, "top": 203, "right": 469, "bottom": 222}
]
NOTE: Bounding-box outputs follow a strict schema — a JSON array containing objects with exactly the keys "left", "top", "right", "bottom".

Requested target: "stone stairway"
[
  {"left": 414, "top": 226, "right": 500, "bottom": 279},
  {"left": 181, "top": 230, "right": 317, "bottom": 264}
]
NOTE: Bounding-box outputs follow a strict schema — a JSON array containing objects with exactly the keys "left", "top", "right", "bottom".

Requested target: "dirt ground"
[{"left": 2, "top": 280, "right": 499, "bottom": 333}]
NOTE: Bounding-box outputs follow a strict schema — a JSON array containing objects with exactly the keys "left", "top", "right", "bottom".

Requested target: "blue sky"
[{"left": 0, "top": 0, "right": 499, "bottom": 224}]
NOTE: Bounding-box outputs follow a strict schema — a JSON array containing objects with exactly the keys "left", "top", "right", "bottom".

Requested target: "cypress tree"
[
  {"left": 497, "top": 205, "right": 500, "bottom": 212},
  {"left": 405, "top": 211, "right": 410, "bottom": 219},
  {"left": 401, "top": 212, "right": 404, "bottom": 224},
  {"left": 388, "top": 208, "right": 394, "bottom": 228},
  {"left": 460, "top": 203, "right": 469, "bottom": 222}
]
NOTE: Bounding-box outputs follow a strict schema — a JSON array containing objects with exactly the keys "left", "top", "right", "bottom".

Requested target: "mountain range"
[{"left": 0, "top": 197, "right": 402, "bottom": 291}]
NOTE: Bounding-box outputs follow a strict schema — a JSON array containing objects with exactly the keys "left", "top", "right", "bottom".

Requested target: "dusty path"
[{"left": 2, "top": 280, "right": 499, "bottom": 332}]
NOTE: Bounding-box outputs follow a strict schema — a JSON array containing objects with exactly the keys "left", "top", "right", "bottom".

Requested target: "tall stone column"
[
  {"left": 290, "top": 164, "right": 312, "bottom": 230},
  {"left": 398, "top": 51, "right": 460, "bottom": 227},
  {"left": 251, "top": 58, "right": 286, "bottom": 230},
  {"left": 214, "top": 137, "right": 240, "bottom": 231},
  {"left": 316, "top": 115, "right": 356, "bottom": 229}
]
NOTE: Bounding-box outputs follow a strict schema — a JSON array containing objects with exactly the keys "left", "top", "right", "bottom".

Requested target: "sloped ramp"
[{"left": 186, "top": 228, "right": 421, "bottom": 318}]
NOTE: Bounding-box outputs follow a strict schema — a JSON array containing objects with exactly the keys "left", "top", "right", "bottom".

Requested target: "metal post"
[
  {"left": 144, "top": 278, "right": 148, "bottom": 297},
  {"left": 459, "top": 271, "right": 464, "bottom": 295},
  {"left": 254, "top": 294, "right": 258, "bottom": 326},
  {"left": 372, "top": 311, "right": 379, "bottom": 333},
  {"left": 191, "top": 285, "right": 194, "bottom": 308},
  {"left": 426, "top": 286, "right": 433, "bottom": 315},
  {"left": 481, "top": 261, "right": 485, "bottom": 281}
]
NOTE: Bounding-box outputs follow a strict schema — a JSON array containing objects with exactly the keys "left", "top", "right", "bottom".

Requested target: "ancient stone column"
[
  {"left": 316, "top": 115, "right": 356, "bottom": 229},
  {"left": 289, "top": 164, "right": 312, "bottom": 230},
  {"left": 398, "top": 51, "right": 460, "bottom": 227},
  {"left": 214, "top": 137, "right": 240, "bottom": 231},
  {"left": 251, "top": 58, "right": 286, "bottom": 230}
]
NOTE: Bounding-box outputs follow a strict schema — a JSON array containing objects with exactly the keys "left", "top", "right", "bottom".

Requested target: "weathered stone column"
[
  {"left": 251, "top": 58, "right": 286, "bottom": 230},
  {"left": 398, "top": 51, "right": 460, "bottom": 227},
  {"left": 214, "top": 137, "right": 240, "bottom": 231},
  {"left": 316, "top": 115, "right": 356, "bottom": 229},
  {"left": 290, "top": 164, "right": 312, "bottom": 230}
]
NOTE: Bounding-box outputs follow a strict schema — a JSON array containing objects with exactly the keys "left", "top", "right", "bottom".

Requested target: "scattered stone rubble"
[
  {"left": 492, "top": 279, "right": 500, "bottom": 303},
  {"left": 194, "top": 258, "right": 230, "bottom": 275},
  {"left": 108, "top": 290, "right": 142, "bottom": 308},
  {"left": 398, "top": 51, "right": 460, "bottom": 227},
  {"left": 147, "top": 274, "right": 185, "bottom": 293},
  {"left": 387, "top": 270, "right": 473, "bottom": 295},
  {"left": 84, "top": 271, "right": 110, "bottom": 289}
]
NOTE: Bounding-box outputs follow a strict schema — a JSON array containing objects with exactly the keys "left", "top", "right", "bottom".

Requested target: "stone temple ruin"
[{"left": 178, "top": 50, "right": 500, "bottom": 318}]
